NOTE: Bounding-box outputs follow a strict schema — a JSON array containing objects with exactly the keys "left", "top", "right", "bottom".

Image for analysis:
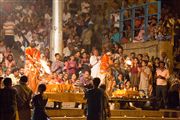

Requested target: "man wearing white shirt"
[
  {"left": 8, "top": 68, "right": 19, "bottom": 86},
  {"left": 63, "top": 9, "right": 71, "bottom": 24},
  {"left": 14, "top": 31, "right": 23, "bottom": 44},
  {"left": 90, "top": 49, "right": 101, "bottom": 78},
  {"left": 25, "top": 30, "right": 33, "bottom": 43},
  {"left": 63, "top": 44, "right": 72, "bottom": 57},
  {"left": 156, "top": 61, "right": 170, "bottom": 108}
]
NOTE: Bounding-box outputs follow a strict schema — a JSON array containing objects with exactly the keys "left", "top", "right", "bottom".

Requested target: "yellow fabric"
[
  {"left": 45, "top": 92, "right": 86, "bottom": 103},
  {"left": 16, "top": 110, "right": 19, "bottom": 120}
]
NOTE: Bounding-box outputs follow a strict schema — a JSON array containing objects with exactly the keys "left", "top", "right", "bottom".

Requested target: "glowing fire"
[
  {"left": 39, "top": 59, "right": 51, "bottom": 74},
  {"left": 125, "top": 59, "right": 132, "bottom": 66}
]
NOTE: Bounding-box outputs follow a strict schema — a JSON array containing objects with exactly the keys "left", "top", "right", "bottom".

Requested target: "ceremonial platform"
[
  {"left": 44, "top": 89, "right": 179, "bottom": 120},
  {"left": 47, "top": 109, "right": 180, "bottom": 120}
]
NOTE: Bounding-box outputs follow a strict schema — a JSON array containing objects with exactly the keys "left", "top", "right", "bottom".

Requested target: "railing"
[{"left": 118, "top": 1, "right": 161, "bottom": 41}]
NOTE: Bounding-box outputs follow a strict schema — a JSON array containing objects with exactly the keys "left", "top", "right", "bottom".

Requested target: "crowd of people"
[
  {"left": 0, "top": 1, "right": 179, "bottom": 119},
  {"left": 110, "top": 0, "right": 179, "bottom": 43},
  {"left": 0, "top": 38, "right": 179, "bottom": 105},
  {"left": 0, "top": 0, "right": 179, "bottom": 58},
  {"left": 0, "top": 0, "right": 52, "bottom": 70}
]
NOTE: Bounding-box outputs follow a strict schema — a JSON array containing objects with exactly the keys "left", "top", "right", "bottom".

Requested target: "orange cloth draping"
[
  {"left": 25, "top": 47, "right": 41, "bottom": 93},
  {"left": 100, "top": 54, "right": 113, "bottom": 74},
  {"left": 100, "top": 54, "right": 110, "bottom": 73},
  {"left": 45, "top": 92, "right": 85, "bottom": 103},
  {"left": 46, "top": 84, "right": 75, "bottom": 93},
  {"left": 25, "top": 47, "right": 40, "bottom": 62}
]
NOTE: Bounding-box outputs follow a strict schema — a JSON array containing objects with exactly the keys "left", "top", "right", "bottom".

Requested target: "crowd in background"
[
  {"left": 1, "top": 39, "right": 179, "bottom": 106},
  {"left": 0, "top": 0, "right": 179, "bottom": 55},
  {"left": 0, "top": 0, "right": 179, "bottom": 114}
]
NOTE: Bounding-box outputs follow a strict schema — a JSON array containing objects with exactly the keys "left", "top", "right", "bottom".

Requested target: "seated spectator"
[
  {"left": 51, "top": 53, "right": 64, "bottom": 74},
  {"left": 8, "top": 67, "right": 19, "bottom": 86},
  {"left": 63, "top": 44, "right": 72, "bottom": 57},
  {"left": 19, "top": 67, "right": 25, "bottom": 77},
  {"left": 48, "top": 72, "right": 59, "bottom": 84},
  {"left": 133, "top": 29, "right": 145, "bottom": 42},
  {"left": 111, "top": 27, "right": 120, "bottom": 44},
  {"left": 14, "top": 31, "right": 23, "bottom": 46},
  {"left": 67, "top": 55, "right": 77, "bottom": 75},
  {"left": 63, "top": 9, "right": 71, "bottom": 24},
  {"left": 110, "top": 11, "right": 120, "bottom": 28},
  {"left": 68, "top": 73, "right": 78, "bottom": 84},
  {"left": 0, "top": 52, "right": 4, "bottom": 66},
  {"left": 63, "top": 72, "right": 69, "bottom": 83},
  {"left": 0, "top": 40, "right": 6, "bottom": 53},
  {"left": 115, "top": 73, "right": 126, "bottom": 90},
  {"left": 81, "top": 24, "right": 93, "bottom": 52},
  {"left": 56, "top": 72, "right": 64, "bottom": 83},
  {"left": 5, "top": 54, "right": 16, "bottom": 70},
  {"left": 81, "top": 1, "right": 90, "bottom": 14},
  {"left": 79, "top": 70, "right": 93, "bottom": 88},
  {"left": 4, "top": 46, "right": 13, "bottom": 58},
  {"left": 4, "top": 68, "right": 11, "bottom": 77},
  {"left": 80, "top": 52, "right": 90, "bottom": 71}
]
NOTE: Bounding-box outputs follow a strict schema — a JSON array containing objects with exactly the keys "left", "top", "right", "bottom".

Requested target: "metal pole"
[
  {"left": 119, "top": 8, "right": 124, "bottom": 40},
  {"left": 144, "top": 3, "right": 149, "bottom": 37},
  {"left": 131, "top": 6, "right": 135, "bottom": 41},
  {"left": 51, "top": 0, "right": 63, "bottom": 60},
  {"left": 157, "top": 0, "right": 161, "bottom": 22}
]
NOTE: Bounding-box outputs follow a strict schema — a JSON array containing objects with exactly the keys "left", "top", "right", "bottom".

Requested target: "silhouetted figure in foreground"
[
  {"left": 100, "top": 84, "right": 111, "bottom": 120},
  {"left": 32, "top": 84, "right": 49, "bottom": 120},
  {"left": 85, "top": 77, "right": 104, "bottom": 120},
  {"left": 14, "top": 76, "right": 33, "bottom": 120},
  {"left": 0, "top": 78, "right": 17, "bottom": 120}
]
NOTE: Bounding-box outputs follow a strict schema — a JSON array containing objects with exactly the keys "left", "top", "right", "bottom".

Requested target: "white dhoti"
[{"left": 90, "top": 56, "right": 101, "bottom": 79}]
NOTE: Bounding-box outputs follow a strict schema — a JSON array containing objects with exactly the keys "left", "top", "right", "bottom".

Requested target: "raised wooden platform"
[{"left": 45, "top": 92, "right": 85, "bottom": 103}]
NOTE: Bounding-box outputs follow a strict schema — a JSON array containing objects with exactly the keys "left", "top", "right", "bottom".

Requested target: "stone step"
[
  {"left": 50, "top": 117, "right": 179, "bottom": 120},
  {"left": 46, "top": 109, "right": 180, "bottom": 118},
  {"left": 47, "top": 109, "right": 84, "bottom": 117}
]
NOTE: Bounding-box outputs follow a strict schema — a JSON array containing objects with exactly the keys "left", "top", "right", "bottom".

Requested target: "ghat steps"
[{"left": 47, "top": 109, "right": 180, "bottom": 120}]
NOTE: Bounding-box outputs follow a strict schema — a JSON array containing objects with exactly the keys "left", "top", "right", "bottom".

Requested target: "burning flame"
[
  {"left": 39, "top": 59, "right": 51, "bottom": 74},
  {"left": 125, "top": 59, "right": 132, "bottom": 66}
]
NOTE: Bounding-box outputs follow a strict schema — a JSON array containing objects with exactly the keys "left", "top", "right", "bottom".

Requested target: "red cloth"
[{"left": 131, "top": 66, "right": 139, "bottom": 74}]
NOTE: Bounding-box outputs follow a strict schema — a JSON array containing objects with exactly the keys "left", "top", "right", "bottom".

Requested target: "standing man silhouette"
[{"left": 85, "top": 77, "right": 104, "bottom": 120}]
